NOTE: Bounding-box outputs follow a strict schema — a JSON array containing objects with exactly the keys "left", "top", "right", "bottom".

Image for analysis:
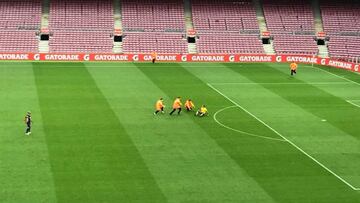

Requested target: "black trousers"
[
  {"left": 170, "top": 108, "right": 181, "bottom": 115},
  {"left": 26, "top": 124, "right": 31, "bottom": 133},
  {"left": 291, "top": 70, "right": 297, "bottom": 75},
  {"left": 152, "top": 58, "right": 156, "bottom": 63},
  {"left": 154, "top": 107, "right": 164, "bottom": 114}
]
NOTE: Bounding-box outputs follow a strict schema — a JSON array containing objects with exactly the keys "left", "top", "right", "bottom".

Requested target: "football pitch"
[{"left": 0, "top": 62, "right": 360, "bottom": 202}]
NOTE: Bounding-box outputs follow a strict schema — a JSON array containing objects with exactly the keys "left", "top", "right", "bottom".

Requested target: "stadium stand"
[
  {"left": 320, "top": 0, "right": 360, "bottom": 33},
  {"left": 272, "top": 34, "right": 318, "bottom": 55},
  {"left": 49, "top": 31, "right": 114, "bottom": 53},
  {"left": 320, "top": 0, "right": 360, "bottom": 59},
  {"left": 191, "top": 0, "right": 259, "bottom": 32},
  {"left": 262, "top": 0, "right": 318, "bottom": 55},
  {"left": 49, "top": 0, "right": 113, "bottom": 30},
  {"left": 0, "top": 0, "right": 41, "bottom": 30},
  {"left": 0, "top": 0, "right": 41, "bottom": 52},
  {"left": 326, "top": 36, "right": 360, "bottom": 59},
  {"left": 121, "top": 0, "right": 187, "bottom": 53},
  {"left": 0, "top": 0, "right": 358, "bottom": 58},
  {"left": 48, "top": 0, "right": 114, "bottom": 53},
  {"left": 0, "top": 31, "right": 39, "bottom": 53},
  {"left": 122, "top": 0, "right": 185, "bottom": 32},
  {"left": 191, "top": 0, "right": 264, "bottom": 54},
  {"left": 122, "top": 32, "right": 187, "bottom": 54},
  {"left": 196, "top": 33, "right": 264, "bottom": 54},
  {"left": 262, "top": 0, "right": 314, "bottom": 32}
]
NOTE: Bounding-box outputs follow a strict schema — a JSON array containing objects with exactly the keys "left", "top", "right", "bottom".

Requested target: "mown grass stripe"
[
  {"left": 0, "top": 63, "right": 57, "bottom": 203},
  {"left": 87, "top": 63, "right": 276, "bottom": 203},
  {"left": 180, "top": 62, "right": 359, "bottom": 202},
  {"left": 33, "top": 62, "right": 166, "bottom": 203},
  {"left": 315, "top": 65, "right": 360, "bottom": 85},
  {"left": 224, "top": 63, "right": 360, "bottom": 187},
  {"left": 226, "top": 63, "right": 360, "bottom": 140}
]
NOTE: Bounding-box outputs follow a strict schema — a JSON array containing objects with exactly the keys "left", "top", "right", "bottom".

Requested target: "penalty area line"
[
  {"left": 305, "top": 65, "right": 360, "bottom": 87},
  {"left": 210, "top": 82, "right": 352, "bottom": 85},
  {"left": 346, "top": 100, "right": 360, "bottom": 108},
  {"left": 207, "top": 83, "right": 360, "bottom": 191},
  {"left": 213, "top": 106, "right": 286, "bottom": 142}
]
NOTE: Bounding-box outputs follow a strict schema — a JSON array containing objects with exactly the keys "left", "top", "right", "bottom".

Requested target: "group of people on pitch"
[
  {"left": 23, "top": 62, "right": 297, "bottom": 135},
  {"left": 154, "top": 97, "right": 208, "bottom": 117}
]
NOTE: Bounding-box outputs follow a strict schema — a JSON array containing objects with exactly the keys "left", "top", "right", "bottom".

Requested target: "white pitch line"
[
  {"left": 211, "top": 82, "right": 352, "bottom": 85},
  {"left": 54, "top": 66, "right": 123, "bottom": 68},
  {"left": 346, "top": 100, "right": 360, "bottom": 108},
  {"left": 306, "top": 65, "right": 360, "bottom": 87},
  {"left": 213, "top": 106, "right": 286, "bottom": 142},
  {"left": 207, "top": 83, "right": 360, "bottom": 191}
]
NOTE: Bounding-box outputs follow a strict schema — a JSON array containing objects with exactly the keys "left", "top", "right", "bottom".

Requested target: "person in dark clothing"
[{"left": 24, "top": 111, "right": 32, "bottom": 136}]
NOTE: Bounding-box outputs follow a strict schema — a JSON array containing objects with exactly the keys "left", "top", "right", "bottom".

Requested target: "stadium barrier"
[{"left": 0, "top": 53, "right": 358, "bottom": 73}]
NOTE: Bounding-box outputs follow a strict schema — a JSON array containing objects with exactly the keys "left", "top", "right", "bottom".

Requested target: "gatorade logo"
[
  {"left": 229, "top": 55, "right": 235, "bottom": 62},
  {"left": 181, "top": 55, "right": 187, "bottom": 62},
  {"left": 276, "top": 56, "right": 282, "bottom": 62},
  {"left": 34, "top": 54, "right": 40, "bottom": 61},
  {"left": 321, "top": 58, "right": 326, "bottom": 65},
  {"left": 132, "top": 55, "right": 138, "bottom": 61},
  {"left": 83, "top": 54, "right": 90, "bottom": 61}
]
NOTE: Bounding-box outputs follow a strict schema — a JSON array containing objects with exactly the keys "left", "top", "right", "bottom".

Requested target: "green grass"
[{"left": 0, "top": 62, "right": 359, "bottom": 202}]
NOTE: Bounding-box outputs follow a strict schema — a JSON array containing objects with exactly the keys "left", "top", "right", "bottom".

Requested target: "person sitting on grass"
[{"left": 196, "top": 105, "right": 208, "bottom": 117}]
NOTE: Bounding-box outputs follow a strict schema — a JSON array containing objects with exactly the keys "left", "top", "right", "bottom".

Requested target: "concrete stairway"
[
  {"left": 39, "top": 41, "right": 49, "bottom": 53},
  {"left": 252, "top": 0, "right": 275, "bottom": 54},
  {"left": 252, "top": 0, "right": 267, "bottom": 32},
  {"left": 318, "top": 45, "right": 329, "bottom": 58},
  {"left": 39, "top": 0, "right": 50, "bottom": 53},
  {"left": 113, "top": 0, "right": 122, "bottom": 53},
  {"left": 40, "top": 0, "right": 49, "bottom": 28},
  {"left": 188, "top": 44, "right": 197, "bottom": 54},
  {"left": 263, "top": 42, "right": 275, "bottom": 55},
  {"left": 184, "top": 0, "right": 197, "bottom": 54},
  {"left": 312, "top": 0, "right": 323, "bottom": 33},
  {"left": 312, "top": 0, "right": 329, "bottom": 57}
]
